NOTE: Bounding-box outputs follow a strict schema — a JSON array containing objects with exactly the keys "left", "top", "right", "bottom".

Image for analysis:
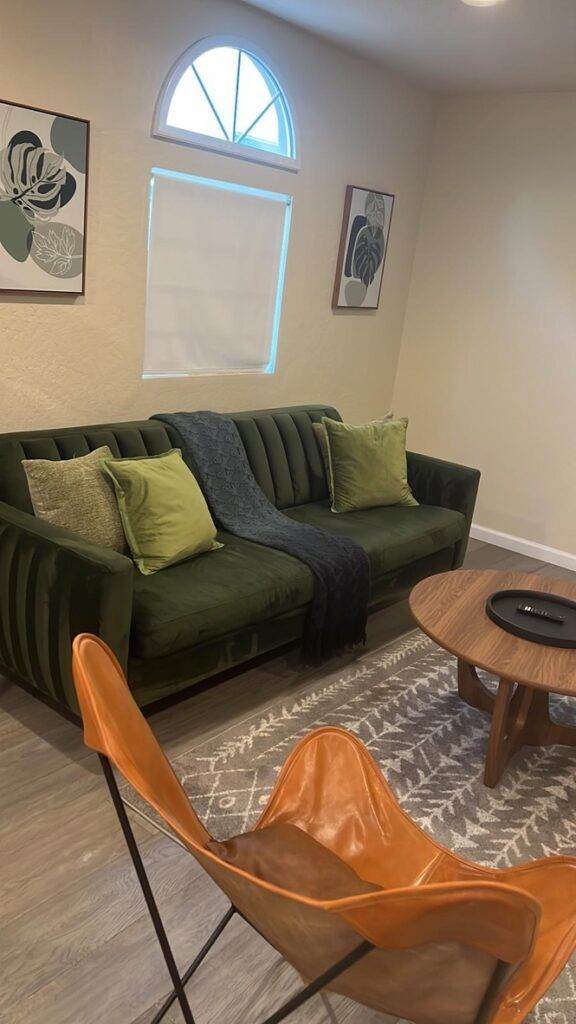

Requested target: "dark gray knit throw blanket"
[{"left": 153, "top": 411, "right": 370, "bottom": 660}]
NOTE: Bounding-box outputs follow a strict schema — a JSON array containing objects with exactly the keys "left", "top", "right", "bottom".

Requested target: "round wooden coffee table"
[{"left": 410, "top": 569, "right": 576, "bottom": 787}]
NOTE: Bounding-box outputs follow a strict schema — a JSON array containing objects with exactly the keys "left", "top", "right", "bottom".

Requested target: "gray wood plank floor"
[{"left": 1, "top": 542, "right": 574, "bottom": 1024}]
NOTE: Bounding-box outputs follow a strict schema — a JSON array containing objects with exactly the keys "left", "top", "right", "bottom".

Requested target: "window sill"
[
  {"left": 152, "top": 127, "right": 299, "bottom": 173},
  {"left": 142, "top": 368, "right": 276, "bottom": 379}
]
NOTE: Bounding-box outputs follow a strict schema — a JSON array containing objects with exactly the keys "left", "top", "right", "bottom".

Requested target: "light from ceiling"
[{"left": 461, "top": 0, "right": 506, "bottom": 6}]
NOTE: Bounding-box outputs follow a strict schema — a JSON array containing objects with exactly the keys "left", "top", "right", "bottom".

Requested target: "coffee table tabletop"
[
  {"left": 410, "top": 569, "right": 576, "bottom": 786},
  {"left": 410, "top": 569, "right": 576, "bottom": 696}
]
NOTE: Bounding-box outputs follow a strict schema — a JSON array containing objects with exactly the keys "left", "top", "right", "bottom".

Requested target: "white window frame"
[{"left": 152, "top": 35, "right": 300, "bottom": 173}]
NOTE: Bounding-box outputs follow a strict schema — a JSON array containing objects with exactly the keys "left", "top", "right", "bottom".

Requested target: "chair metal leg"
[
  {"left": 99, "top": 755, "right": 202, "bottom": 1024},
  {"left": 149, "top": 907, "right": 236, "bottom": 1024},
  {"left": 259, "top": 940, "right": 374, "bottom": 1024},
  {"left": 99, "top": 755, "right": 373, "bottom": 1024}
]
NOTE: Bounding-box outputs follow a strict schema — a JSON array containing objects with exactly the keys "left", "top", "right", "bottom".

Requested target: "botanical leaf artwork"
[
  {"left": 0, "top": 102, "right": 87, "bottom": 292},
  {"left": 365, "top": 190, "right": 386, "bottom": 230},
  {"left": 353, "top": 225, "right": 385, "bottom": 287},
  {"left": 0, "top": 199, "right": 33, "bottom": 262},
  {"left": 31, "top": 223, "right": 83, "bottom": 277},
  {"left": 0, "top": 131, "right": 76, "bottom": 221},
  {"left": 333, "top": 187, "right": 394, "bottom": 309}
]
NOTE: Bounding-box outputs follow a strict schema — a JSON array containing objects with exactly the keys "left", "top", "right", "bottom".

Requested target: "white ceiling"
[{"left": 242, "top": 0, "right": 576, "bottom": 92}]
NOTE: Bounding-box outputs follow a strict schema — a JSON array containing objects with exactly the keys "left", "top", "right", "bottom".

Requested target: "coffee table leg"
[
  {"left": 483, "top": 682, "right": 576, "bottom": 787},
  {"left": 521, "top": 690, "right": 576, "bottom": 748},
  {"left": 459, "top": 663, "right": 527, "bottom": 785},
  {"left": 458, "top": 661, "right": 576, "bottom": 786},
  {"left": 484, "top": 680, "right": 539, "bottom": 787},
  {"left": 484, "top": 680, "right": 516, "bottom": 787},
  {"left": 457, "top": 660, "right": 495, "bottom": 715}
]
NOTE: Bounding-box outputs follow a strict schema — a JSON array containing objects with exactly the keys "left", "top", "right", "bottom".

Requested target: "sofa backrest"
[
  {"left": 0, "top": 404, "right": 340, "bottom": 513},
  {"left": 222, "top": 405, "right": 340, "bottom": 509},
  {"left": 0, "top": 420, "right": 174, "bottom": 513}
]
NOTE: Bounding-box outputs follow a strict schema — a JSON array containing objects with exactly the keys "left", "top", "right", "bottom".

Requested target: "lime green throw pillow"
[
  {"left": 103, "top": 449, "right": 222, "bottom": 574},
  {"left": 322, "top": 416, "right": 418, "bottom": 513}
]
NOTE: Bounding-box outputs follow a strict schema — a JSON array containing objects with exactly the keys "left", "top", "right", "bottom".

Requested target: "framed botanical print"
[
  {"left": 0, "top": 100, "right": 89, "bottom": 294},
  {"left": 332, "top": 185, "right": 394, "bottom": 310}
]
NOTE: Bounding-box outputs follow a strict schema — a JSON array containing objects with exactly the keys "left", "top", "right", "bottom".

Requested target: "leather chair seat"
[{"left": 207, "top": 822, "right": 380, "bottom": 901}]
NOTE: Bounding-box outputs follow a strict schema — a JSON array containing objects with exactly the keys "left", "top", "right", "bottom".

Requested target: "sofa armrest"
[
  {"left": 0, "top": 501, "right": 134, "bottom": 717},
  {"left": 407, "top": 452, "right": 480, "bottom": 567}
]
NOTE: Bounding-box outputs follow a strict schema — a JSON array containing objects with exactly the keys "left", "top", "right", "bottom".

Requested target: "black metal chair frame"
[{"left": 100, "top": 755, "right": 374, "bottom": 1024}]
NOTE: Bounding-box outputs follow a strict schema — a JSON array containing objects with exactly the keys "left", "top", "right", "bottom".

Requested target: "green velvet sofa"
[{"left": 0, "top": 404, "right": 480, "bottom": 720}]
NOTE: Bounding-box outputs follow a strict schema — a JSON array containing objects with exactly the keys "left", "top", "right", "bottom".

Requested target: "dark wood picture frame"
[
  {"left": 332, "top": 184, "right": 394, "bottom": 310},
  {"left": 0, "top": 98, "right": 90, "bottom": 296}
]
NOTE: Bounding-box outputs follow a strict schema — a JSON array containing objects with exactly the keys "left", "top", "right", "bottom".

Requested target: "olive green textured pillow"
[
  {"left": 102, "top": 449, "right": 222, "bottom": 575},
  {"left": 322, "top": 416, "right": 418, "bottom": 513},
  {"left": 22, "top": 445, "right": 126, "bottom": 552},
  {"left": 312, "top": 413, "right": 393, "bottom": 499}
]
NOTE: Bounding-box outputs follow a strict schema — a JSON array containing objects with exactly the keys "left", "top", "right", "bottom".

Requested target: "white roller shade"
[{"left": 144, "top": 168, "right": 292, "bottom": 376}]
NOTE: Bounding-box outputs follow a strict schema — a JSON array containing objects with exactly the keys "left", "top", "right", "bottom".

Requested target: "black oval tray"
[{"left": 486, "top": 589, "right": 576, "bottom": 648}]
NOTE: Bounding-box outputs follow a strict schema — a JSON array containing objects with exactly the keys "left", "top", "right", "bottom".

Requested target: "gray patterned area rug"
[{"left": 125, "top": 630, "right": 576, "bottom": 1023}]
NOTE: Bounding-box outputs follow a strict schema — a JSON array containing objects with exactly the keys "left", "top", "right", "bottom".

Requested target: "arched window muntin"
[{"left": 153, "top": 37, "right": 298, "bottom": 172}]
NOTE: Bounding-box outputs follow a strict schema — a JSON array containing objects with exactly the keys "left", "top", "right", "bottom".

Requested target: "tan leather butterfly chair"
[{"left": 72, "top": 634, "right": 576, "bottom": 1024}]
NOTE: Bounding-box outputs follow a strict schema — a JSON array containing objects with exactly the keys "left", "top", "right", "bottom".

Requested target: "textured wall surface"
[
  {"left": 393, "top": 93, "right": 576, "bottom": 554},
  {"left": 0, "top": 0, "right": 434, "bottom": 431}
]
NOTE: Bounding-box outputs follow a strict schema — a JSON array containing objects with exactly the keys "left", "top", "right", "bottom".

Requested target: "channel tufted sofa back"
[
  {"left": 0, "top": 421, "right": 173, "bottom": 513},
  {"left": 196, "top": 404, "right": 339, "bottom": 509},
  {"left": 0, "top": 404, "right": 340, "bottom": 513}
]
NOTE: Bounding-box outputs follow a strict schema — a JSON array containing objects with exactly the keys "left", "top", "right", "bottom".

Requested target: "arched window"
[{"left": 154, "top": 38, "right": 297, "bottom": 171}]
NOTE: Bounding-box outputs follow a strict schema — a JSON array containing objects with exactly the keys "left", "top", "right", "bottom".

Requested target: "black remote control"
[{"left": 517, "top": 603, "right": 565, "bottom": 625}]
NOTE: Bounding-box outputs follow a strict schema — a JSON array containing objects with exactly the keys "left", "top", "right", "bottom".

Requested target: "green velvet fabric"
[
  {"left": 0, "top": 405, "right": 480, "bottom": 717},
  {"left": 130, "top": 605, "right": 311, "bottom": 705},
  {"left": 131, "top": 533, "right": 313, "bottom": 659},
  {"left": 322, "top": 415, "right": 418, "bottom": 512},
  {"left": 104, "top": 449, "right": 221, "bottom": 575},
  {"left": 161, "top": 405, "right": 340, "bottom": 509},
  {"left": 129, "top": 503, "right": 464, "bottom": 661},
  {"left": 286, "top": 502, "right": 465, "bottom": 579},
  {"left": 0, "top": 500, "right": 133, "bottom": 713},
  {"left": 0, "top": 420, "right": 173, "bottom": 513},
  {"left": 406, "top": 451, "right": 480, "bottom": 566},
  {"left": 129, "top": 546, "right": 458, "bottom": 708}
]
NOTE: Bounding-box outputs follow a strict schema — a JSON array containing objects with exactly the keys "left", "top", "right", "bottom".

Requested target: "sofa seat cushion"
[
  {"left": 131, "top": 503, "right": 465, "bottom": 662},
  {"left": 285, "top": 501, "right": 465, "bottom": 580},
  {"left": 131, "top": 533, "right": 313, "bottom": 659}
]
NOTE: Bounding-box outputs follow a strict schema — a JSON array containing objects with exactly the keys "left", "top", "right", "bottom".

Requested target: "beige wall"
[
  {"left": 393, "top": 93, "right": 576, "bottom": 555},
  {"left": 0, "top": 0, "right": 433, "bottom": 431}
]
